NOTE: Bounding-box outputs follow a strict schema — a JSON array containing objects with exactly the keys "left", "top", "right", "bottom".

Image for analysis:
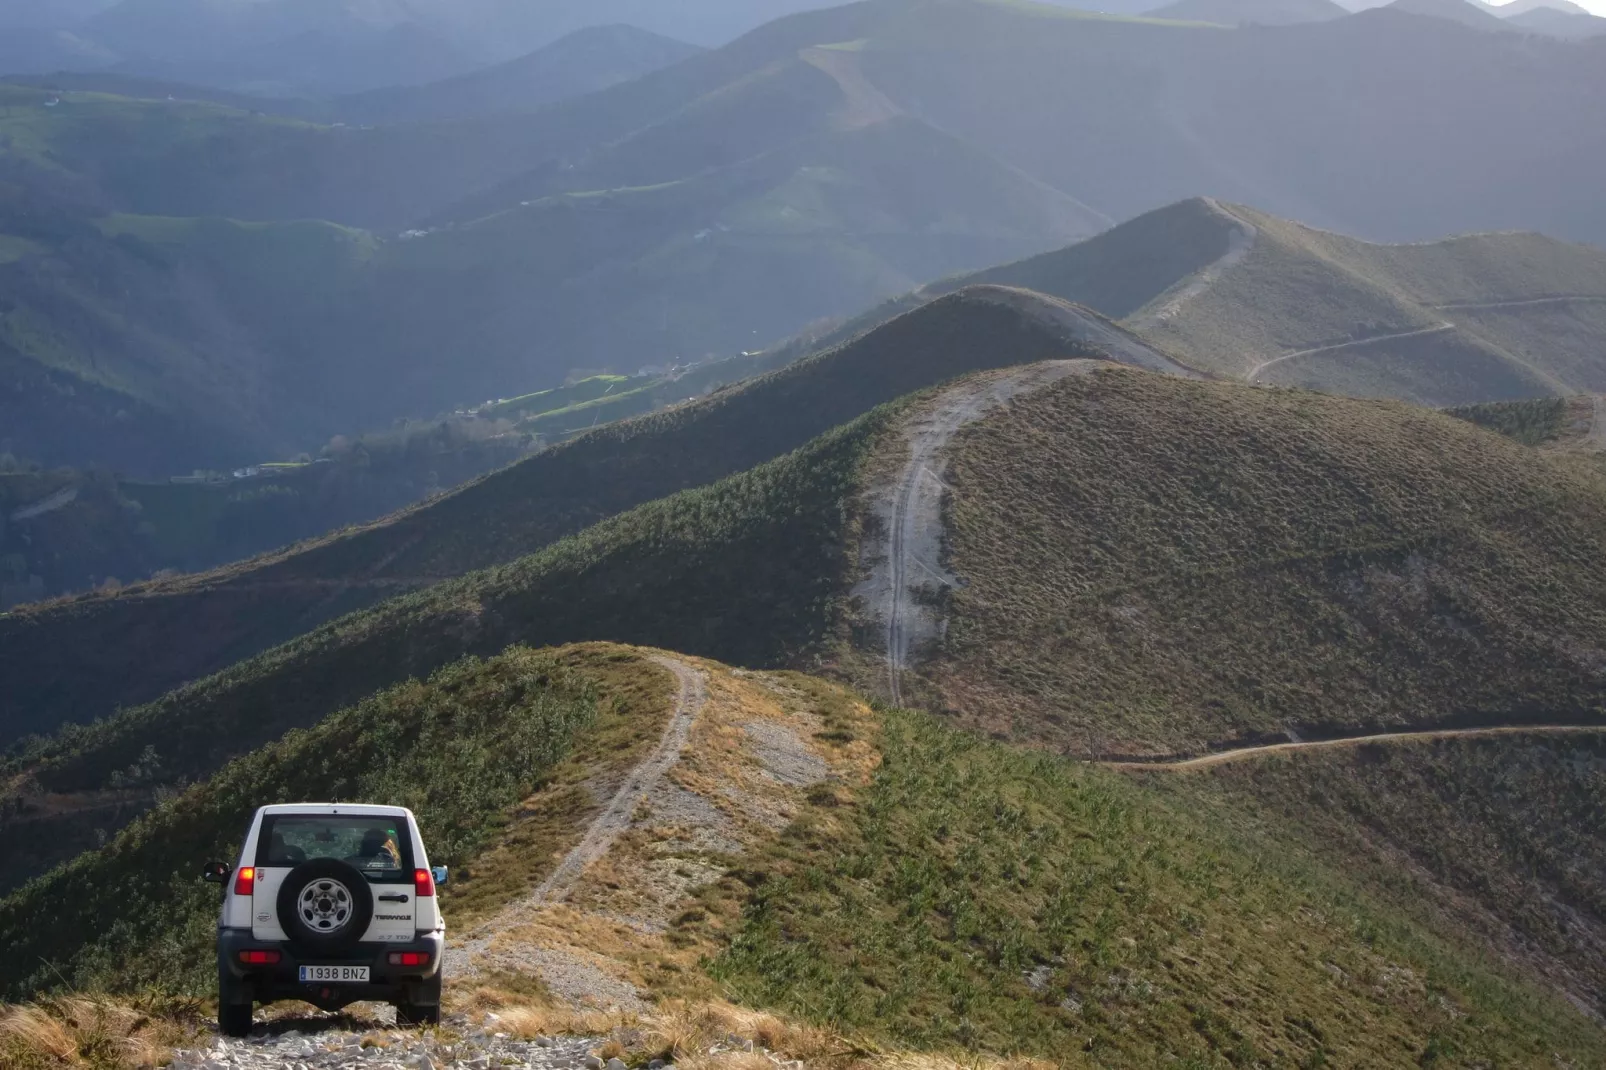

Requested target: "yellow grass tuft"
[
  {"left": 0, "top": 995, "right": 189, "bottom": 1069},
  {"left": 0, "top": 1004, "right": 77, "bottom": 1062},
  {"left": 493, "top": 1003, "right": 633, "bottom": 1041}
]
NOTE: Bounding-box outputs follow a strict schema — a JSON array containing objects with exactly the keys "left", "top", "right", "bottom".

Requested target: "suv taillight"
[
  {"left": 233, "top": 866, "right": 256, "bottom": 897},
  {"left": 238, "top": 950, "right": 280, "bottom": 965},
  {"left": 413, "top": 868, "right": 435, "bottom": 897},
  {"left": 388, "top": 951, "right": 430, "bottom": 967}
]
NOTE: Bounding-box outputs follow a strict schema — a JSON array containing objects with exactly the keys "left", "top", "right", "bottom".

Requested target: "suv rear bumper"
[{"left": 218, "top": 928, "right": 444, "bottom": 1008}]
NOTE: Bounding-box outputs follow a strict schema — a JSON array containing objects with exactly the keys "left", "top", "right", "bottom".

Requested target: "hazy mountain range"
[
  {"left": 1, "top": 0, "right": 1603, "bottom": 492},
  {"left": 3, "top": 1, "right": 1606, "bottom": 1062}
]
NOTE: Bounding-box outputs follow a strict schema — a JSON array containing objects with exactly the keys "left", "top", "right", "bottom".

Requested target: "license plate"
[{"left": 299, "top": 965, "right": 370, "bottom": 983}]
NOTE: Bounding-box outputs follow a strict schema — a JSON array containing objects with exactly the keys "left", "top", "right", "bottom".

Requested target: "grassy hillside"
[
  {"left": 0, "top": 290, "right": 1110, "bottom": 746},
  {"left": 1147, "top": 731, "right": 1606, "bottom": 1022},
  {"left": 708, "top": 706, "right": 1606, "bottom": 1065},
  {"left": 6, "top": 651, "right": 1603, "bottom": 1064},
  {"left": 13, "top": 363, "right": 1606, "bottom": 882},
  {"left": 905, "top": 369, "right": 1606, "bottom": 755},
  {"left": 1444, "top": 396, "right": 1570, "bottom": 446},
  {"left": 0, "top": 402, "right": 902, "bottom": 892},
  {"left": 0, "top": 644, "right": 652, "bottom": 995},
  {"left": 330, "top": 26, "right": 705, "bottom": 126}
]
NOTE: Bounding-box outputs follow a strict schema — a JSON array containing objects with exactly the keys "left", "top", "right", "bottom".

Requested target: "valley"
[{"left": 2, "top": 2, "right": 1606, "bottom": 1067}]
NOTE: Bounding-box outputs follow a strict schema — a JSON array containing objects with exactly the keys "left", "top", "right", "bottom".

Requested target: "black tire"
[
  {"left": 276, "top": 858, "right": 374, "bottom": 953},
  {"left": 217, "top": 971, "right": 253, "bottom": 1037},
  {"left": 396, "top": 970, "right": 442, "bottom": 1027}
]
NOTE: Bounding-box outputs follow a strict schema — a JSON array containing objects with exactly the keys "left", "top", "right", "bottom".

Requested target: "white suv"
[{"left": 203, "top": 804, "right": 448, "bottom": 1035}]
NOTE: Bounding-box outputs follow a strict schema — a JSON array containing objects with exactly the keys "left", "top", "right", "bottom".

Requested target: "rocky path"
[
  {"left": 800, "top": 46, "right": 903, "bottom": 129},
  {"left": 167, "top": 1016, "right": 609, "bottom": 1070},
  {"left": 443, "top": 657, "right": 708, "bottom": 977}
]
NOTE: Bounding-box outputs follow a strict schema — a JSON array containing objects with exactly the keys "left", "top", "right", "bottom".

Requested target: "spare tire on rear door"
[{"left": 276, "top": 858, "right": 373, "bottom": 952}]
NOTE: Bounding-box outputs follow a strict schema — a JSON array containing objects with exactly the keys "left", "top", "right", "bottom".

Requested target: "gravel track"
[
  {"left": 1129, "top": 198, "right": 1258, "bottom": 330},
  {"left": 1107, "top": 724, "right": 1606, "bottom": 771},
  {"left": 1247, "top": 323, "right": 1456, "bottom": 382},
  {"left": 444, "top": 657, "right": 708, "bottom": 978},
  {"left": 168, "top": 1017, "right": 607, "bottom": 1070},
  {"left": 862, "top": 362, "right": 1099, "bottom": 706}
]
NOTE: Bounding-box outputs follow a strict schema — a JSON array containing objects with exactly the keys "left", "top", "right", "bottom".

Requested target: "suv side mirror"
[
  {"left": 432, "top": 865, "right": 449, "bottom": 887},
  {"left": 201, "top": 861, "right": 232, "bottom": 884}
]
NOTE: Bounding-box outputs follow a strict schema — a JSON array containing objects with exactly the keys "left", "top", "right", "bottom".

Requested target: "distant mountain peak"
[
  {"left": 1487, "top": 0, "right": 1590, "bottom": 16},
  {"left": 1380, "top": 0, "right": 1518, "bottom": 28}
]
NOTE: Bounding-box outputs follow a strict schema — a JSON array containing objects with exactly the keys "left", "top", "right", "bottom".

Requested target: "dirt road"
[
  {"left": 1131, "top": 198, "right": 1258, "bottom": 330},
  {"left": 1108, "top": 723, "right": 1606, "bottom": 771},
  {"left": 1247, "top": 324, "right": 1456, "bottom": 382},
  {"left": 860, "top": 362, "right": 1100, "bottom": 705},
  {"left": 1431, "top": 294, "right": 1606, "bottom": 312},
  {"left": 444, "top": 656, "right": 708, "bottom": 972}
]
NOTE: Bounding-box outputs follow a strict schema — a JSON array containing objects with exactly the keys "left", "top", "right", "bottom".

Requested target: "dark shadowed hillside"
[
  {"left": 0, "top": 289, "right": 1132, "bottom": 746},
  {"left": 1151, "top": 730, "right": 1606, "bottom": 1019},
  {"left": 11, "top": 361, "right": 1606, "bottom": 883}
]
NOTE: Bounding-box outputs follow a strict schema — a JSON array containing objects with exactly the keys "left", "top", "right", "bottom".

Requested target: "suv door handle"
[{"left": 378, "top": 894, "right": 410, "bottom": 903}]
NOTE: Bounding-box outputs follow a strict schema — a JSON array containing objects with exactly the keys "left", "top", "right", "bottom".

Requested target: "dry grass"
[{"left": 0, "top": 996, "right": 196, "bottom": 1069}]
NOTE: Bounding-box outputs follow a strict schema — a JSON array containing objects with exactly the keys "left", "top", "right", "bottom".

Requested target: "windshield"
[{"left": 256, "top": 814, "right": 414, "bottom": 881}]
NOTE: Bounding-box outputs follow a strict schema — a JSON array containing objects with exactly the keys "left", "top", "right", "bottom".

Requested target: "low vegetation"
[
  {"left": 0, "top": 994, "right": 198, "bottom": 1070},
  {"left": 704, "top": 707, "right": 1606, "bottom": 1066},
  {"left": 9, "top": 646, "right": 1602, "bottom": 1064},
  {"left": 1150, "top": 731, "right": 1606, "bottom": 1021},
  {"left": 930, "top": 368, "right": 1606, "bottom": 755},
  {"left": 1445, "top": 396, "right": 1570, "bottom": 446}
]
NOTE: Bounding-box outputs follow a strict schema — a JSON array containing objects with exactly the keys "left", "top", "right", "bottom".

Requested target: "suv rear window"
[{"left": 256, "top": 814, "right": 414, "bottom": 881}]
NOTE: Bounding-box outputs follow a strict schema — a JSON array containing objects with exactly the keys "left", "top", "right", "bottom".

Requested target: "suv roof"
[{"left": 257, "top": 803, "right": 415, "bottom": 817}]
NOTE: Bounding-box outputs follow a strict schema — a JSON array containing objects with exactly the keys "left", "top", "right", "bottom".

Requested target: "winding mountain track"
[
  {"left": 1431, "top": 294, "right": 1606, "bottom": 312},
  {"left": 443, "top": 656, "right": 707, "bottom": 972},
  {"left": 1131, "top": 198, "right": 1259, "bottom": 329},
  {"left": 1107, "top": 724, "right": 1606, "bottom": 771},
  {"left": 866, "top": 291, "right": 1202, "bottom": 705},
  {"left": 801, "top": 46, "right": 903, "bottom": 129},
  {"left": 871, "top": 362, "right": 1100, "bottom": 706},
  {"left": 1247, "top": 324, "right": 1456, "bottom": 382},
  {"left": 1248, "top": 294, "right": 1606, "bottom": 383},
  {"left": 532, "top": 656, "right": 707, "bottom": 903}
]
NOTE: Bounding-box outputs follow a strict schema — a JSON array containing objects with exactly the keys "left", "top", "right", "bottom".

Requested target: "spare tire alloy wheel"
[
  {"left": 300, "top": 878, "right": 352, "bottom": 933},
  {"left": 276, "top": 859, "right": 374, "bottom": 952}
]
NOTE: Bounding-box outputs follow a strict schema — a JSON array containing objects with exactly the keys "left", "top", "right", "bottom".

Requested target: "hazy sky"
[
  {"left": 1492, "top": 0, "right": 1606, "bottom": 14},
  {"left": 1345, "top": 0, "right": 1606, "bottom": 15}
]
